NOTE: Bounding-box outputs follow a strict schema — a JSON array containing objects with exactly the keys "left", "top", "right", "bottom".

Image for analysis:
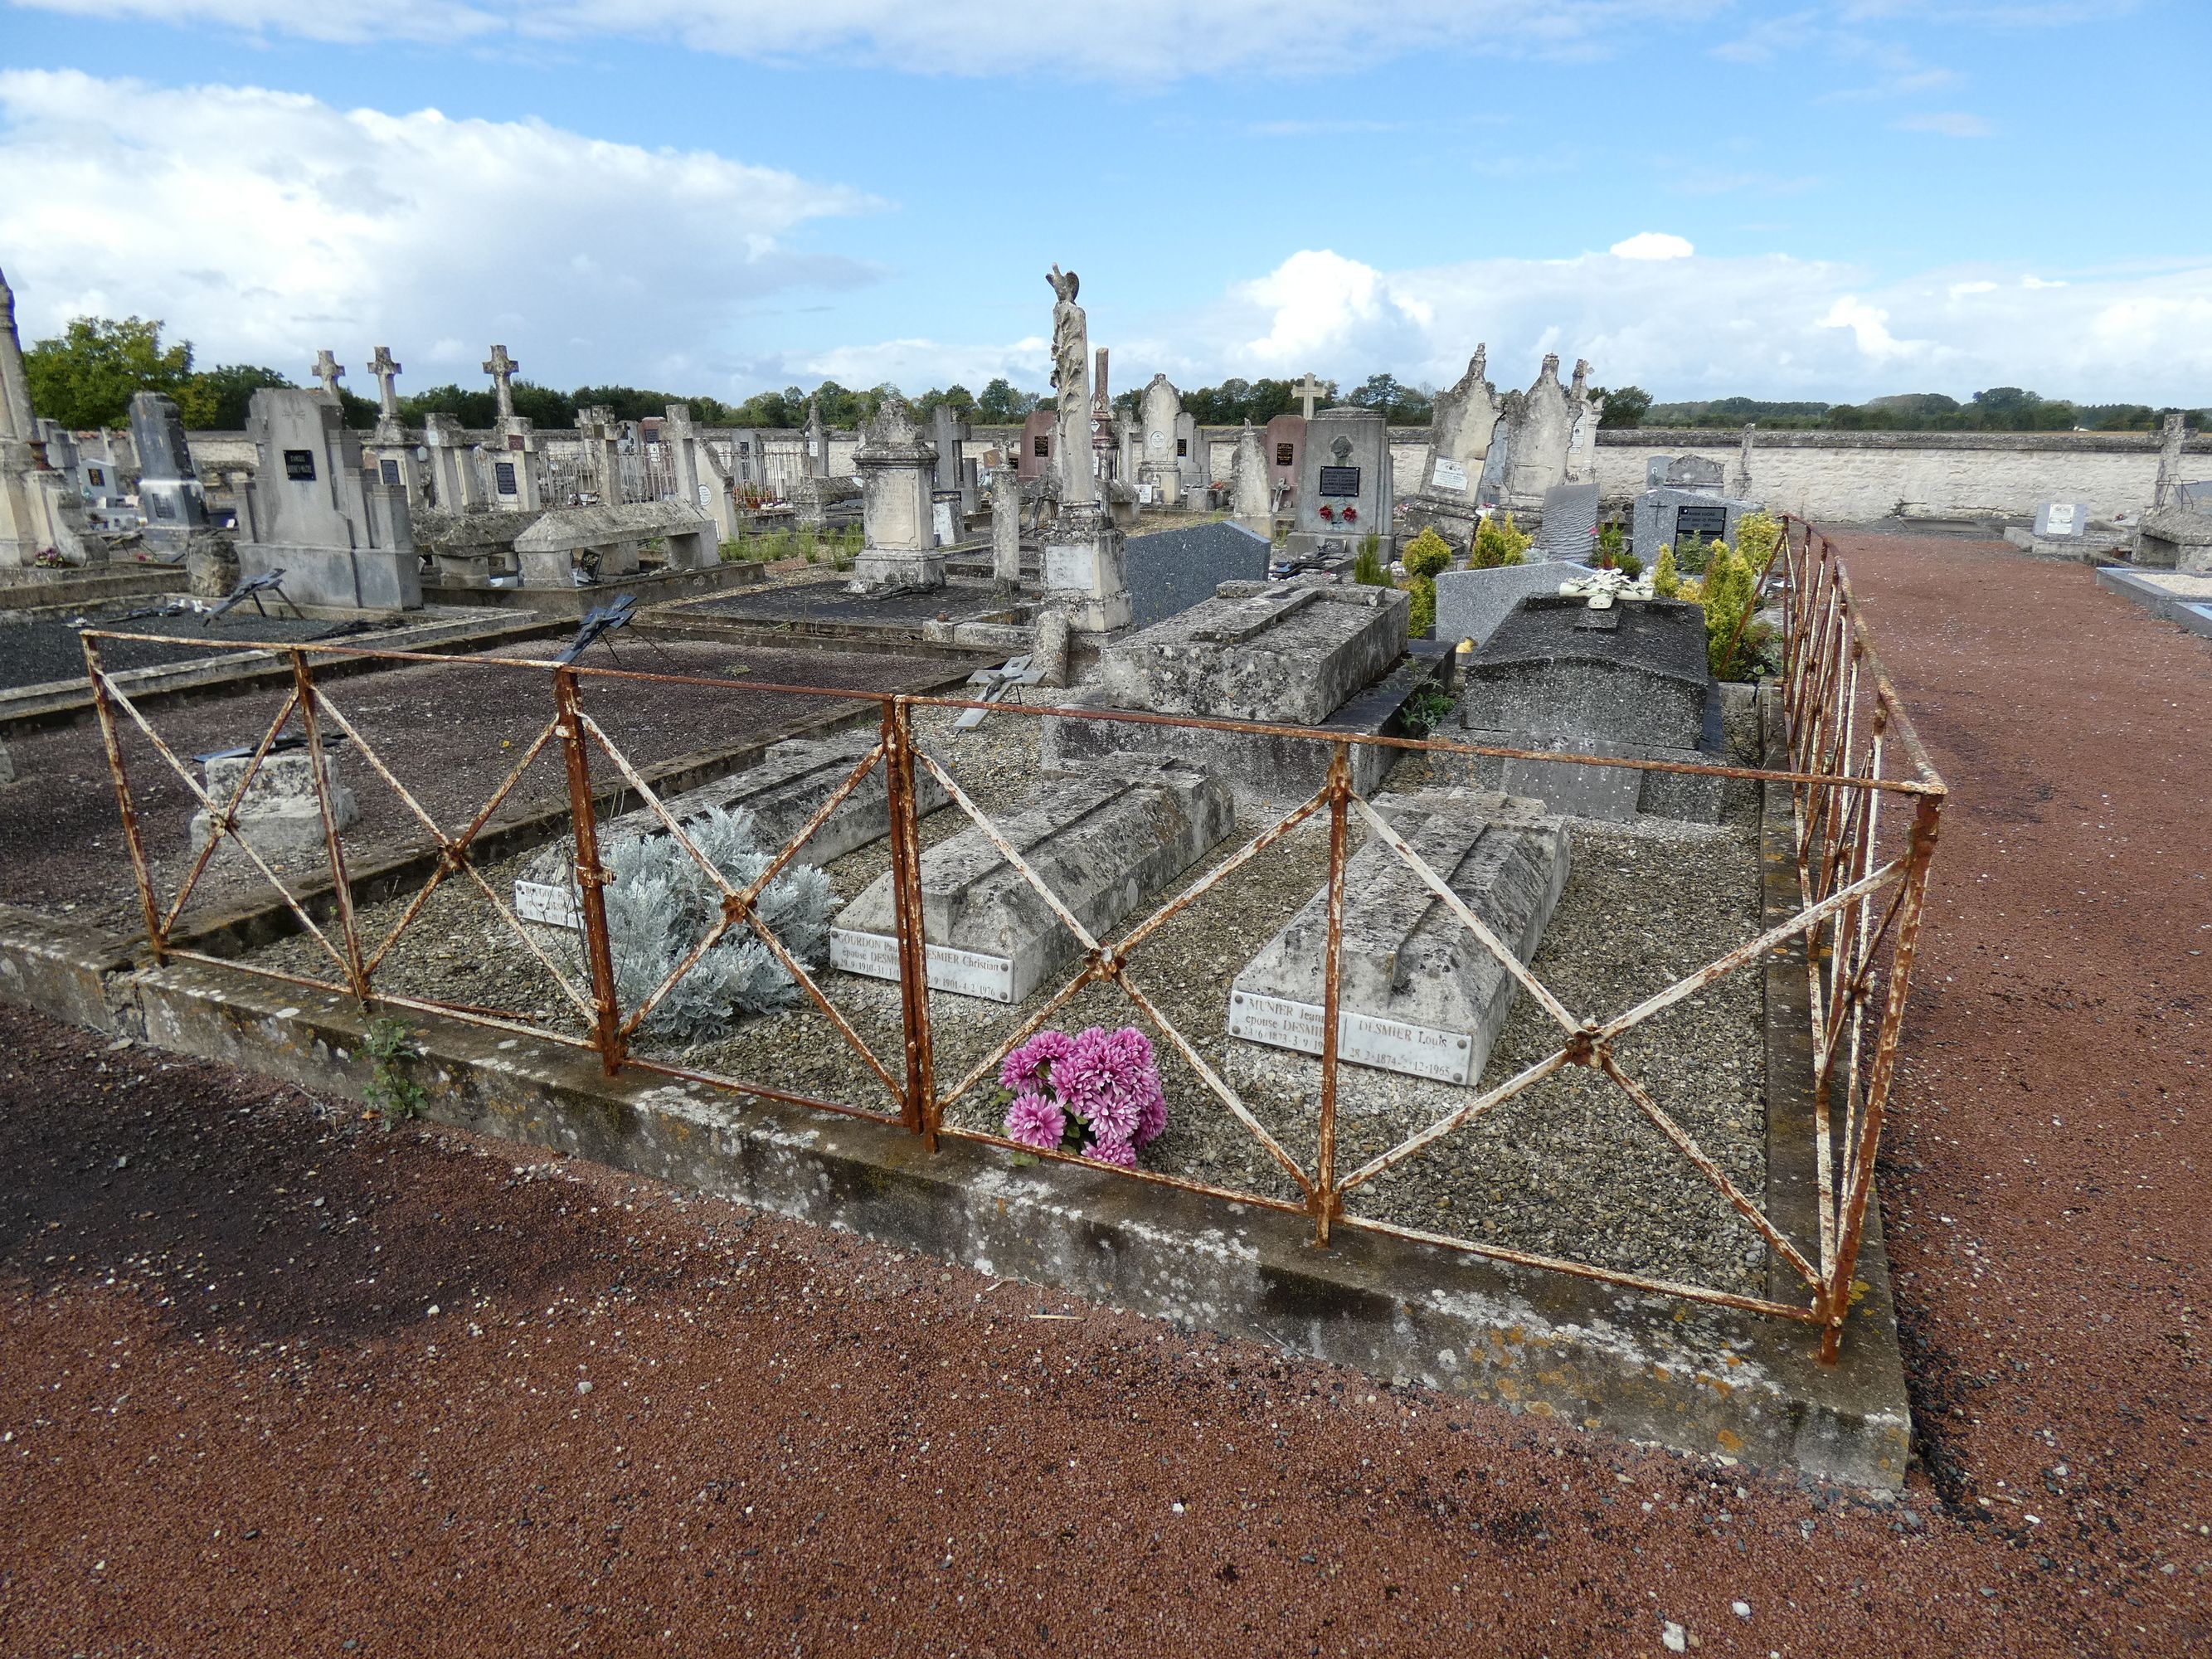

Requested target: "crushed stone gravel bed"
[{"left": 246, "top": 702, "right": 1772, "bottom": 1294}]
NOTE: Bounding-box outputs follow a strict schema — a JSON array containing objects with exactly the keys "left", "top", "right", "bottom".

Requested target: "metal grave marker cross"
[
  {"left": 484, "top": 344, "right": 519, "bottom": 421},
  {"left": 367, "top": 346, "right": 403, "bottom": 419},
  {"left": 1292, "top": 373, "right": 1328, "bottom": 420},
  {"left": 311, "top": 349, "right": 344, "bottom": 395}
]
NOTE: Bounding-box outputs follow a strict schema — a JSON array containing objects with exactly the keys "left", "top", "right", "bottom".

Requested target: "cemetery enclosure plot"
[{"left": 80, "top": 518, "right": 1943, "bottom": 1360}]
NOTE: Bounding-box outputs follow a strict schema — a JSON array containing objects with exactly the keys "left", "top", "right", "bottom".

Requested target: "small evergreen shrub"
[
  {"left": 1735, "top": 508, "right": 1782, "bottom": 571},
  {"left": 571, "top": 807, "right": 834, "bottom": 1040},
  {"left": 1352, "top": 542, "right": 1390, "bottom": 586},
  {"left": 1651, "top": 545, "right": 1680, "bottom": 599},
  {"left": 1401, "top": 526, "right": 1453, "bottom": 579},
  {"left": 1675, "top": 537, "right": 1714, "bottom": 576},
  {"left": 1472, "top": 512, "right": 1530, "bottom": 568},
  {"left": 1612, "top": 548, "right": 1644, "bottom": 581},
  {"left": 1700, "top": 542, "right": 1760, "bottom": 680}
]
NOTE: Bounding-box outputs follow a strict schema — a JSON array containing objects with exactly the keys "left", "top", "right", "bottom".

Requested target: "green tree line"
[{"left": 25, "top": 314, "right": 2205, "bottom": 438}]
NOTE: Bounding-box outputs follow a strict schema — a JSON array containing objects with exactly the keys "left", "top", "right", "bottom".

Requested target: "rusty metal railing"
[{"left": 80, "top": 523, "right": 1941, "bottom": 1360}]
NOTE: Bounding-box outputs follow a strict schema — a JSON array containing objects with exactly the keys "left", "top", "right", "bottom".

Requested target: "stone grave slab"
[
  {"left": 1228, "top": 789, "right": 1568, "bottom": 1087},
  {"left": 1096, "top": 576, "right": 1407, "bottom": 727},
  {"left": 1443, "top": 594, "right": 1722, "bottom": 825},
  {"left": 514, "top": 733, "right": 947, "bottom": 928},
  {"left": 1432, "top": 560, "right": 1592, "bottom": 649},
  {"left": 1532, "top": 483, "right": 1601, "bottom": 562},
  {"left": 831, "top": 755, "right": 1234, "bottom": 1003}
]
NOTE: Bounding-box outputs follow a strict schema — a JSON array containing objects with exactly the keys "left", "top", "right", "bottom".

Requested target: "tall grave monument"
[
  {"left": 126, "top": 391, "right": 208, "bottom": 554},
  {"left": 1039, "top": 265, "right": 1130, "bottom": 634},
  {"left": 234, "top": 387, "right": 419, "bottom": 610},
  {"left": 363, "top": 346, "right": 425, "bottom": 511},
  {"left": 848, "top": 394, "right": 945, "bottom": 591},
  {"left": 1282, "top": 406, "right": 1395, "bottom": 565},
  {"left": 0, "top": 265, "right": 100, "bottom": 567},
  {"left": 483, "top": 345, "right": 545, "bottom": 512}
]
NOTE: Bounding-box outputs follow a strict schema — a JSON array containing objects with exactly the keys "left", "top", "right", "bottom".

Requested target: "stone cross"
[
  {"left": 367, "top": 346, "right": 402, "bottom": 420},
  {"left": 484, "top": 344, "right": 518, "bottom": 421},
  {"left": 1292, "top": 373, "right": 1328, "bottom": 420},
  {"left": 311, "top": 349, "right": 344, "bottom": 395}
]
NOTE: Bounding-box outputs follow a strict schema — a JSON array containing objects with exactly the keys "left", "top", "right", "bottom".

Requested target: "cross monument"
[
  {"left": 484, "top": 344, "right": 519, "bottom": 421},
  {"left": 312, "top": 349, "right": 344, "bottom": 395},
  {"left": 1292, "top": 373, "right": 1328, "bottom": 420},
  {"left": 367, "top": 346, "right": 403, "bottom": 421}
]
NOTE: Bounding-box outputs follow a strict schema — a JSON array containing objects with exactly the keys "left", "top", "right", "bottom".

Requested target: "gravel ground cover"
[
  {"left": 0, "top": 636, "right": 960, "bottom": 926},
  {"left": 244, "top": 702, "right": 1772, "bottom": 1293},
  {"left": 0, "top": 610, "right": 414, "bottom": 691}
]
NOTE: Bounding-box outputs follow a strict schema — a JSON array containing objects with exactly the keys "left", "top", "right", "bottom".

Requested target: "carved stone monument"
[
  {"left": 848, "top": 394, "right": 946, "bottom": 591},
  {"left": 1038, "top": 265, "right": 1129, "bottom": 632},
  {"left": 126, "top": 391, "right": 208, "bottom": 553},
  {"left": 1284, "top": 407, "right": 1394, "bottom": 563},
  {"left": 234, "top": 387, "right": 419, "bottom": 609},
  {"left": 0, "top": 265, "right": 100, "bottom": 567}
]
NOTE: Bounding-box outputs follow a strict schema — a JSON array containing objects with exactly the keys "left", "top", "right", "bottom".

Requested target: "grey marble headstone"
[
  {"left": 1432, "top": 560, "right": 1592, "bottom": 650},
  {"left": 1533, "top": 482, "right": 1600, "bottom": 562}
]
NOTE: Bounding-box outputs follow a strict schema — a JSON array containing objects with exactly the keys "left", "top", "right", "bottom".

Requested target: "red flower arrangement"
[
  {"left": 1317, "top": 504, "right": 1336, "bottom": 521},
  {"left": 1342, "top": 506, "right": 1359, "bottom": 523}
]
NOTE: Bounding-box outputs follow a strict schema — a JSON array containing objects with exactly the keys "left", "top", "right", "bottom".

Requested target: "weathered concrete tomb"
[
  {"left": 831, "top": 754, "right": 1234, "bottom": 1003},
  {"left": 187, "top": 743, "right": 358, "bottom": 860},
  {"left": 1229, "top": 788, "right": 1569, "bottom": 1087},
  {"left": 1039, "top": 574, "right": 1436, "bottom": 797},
  {"left": 1446, "top": 593, "right": 1723, "bottom": 825}
]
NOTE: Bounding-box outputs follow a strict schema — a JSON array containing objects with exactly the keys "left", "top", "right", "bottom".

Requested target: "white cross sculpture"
[
  {"left": 1291, "top": 373, "right": 1328, "bottom": 420},
  {"left": 367, "top": 346, "right": 402, "bottom": 419},
  {"left": 484, "top": 344, "right": 518, "bottom": 421},
  {"left": 311, "top": 349, "right": 343, "bottom": 395},
  {"left": 1558, "top": 567, "right": 1655, "bottom": 610}
]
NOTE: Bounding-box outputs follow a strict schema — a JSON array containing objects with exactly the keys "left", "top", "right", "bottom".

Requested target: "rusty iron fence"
[{"left": 80, "top": 513, "right": 1941, "bottom": 1361}]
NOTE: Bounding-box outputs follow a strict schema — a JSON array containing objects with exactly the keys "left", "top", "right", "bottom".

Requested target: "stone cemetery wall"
[
  {"left": 1589, "top": 428, "right": 2211, "bottom": 525},
  {"left": 180, "top": 424, "right": 2211, "bottom": 526}
]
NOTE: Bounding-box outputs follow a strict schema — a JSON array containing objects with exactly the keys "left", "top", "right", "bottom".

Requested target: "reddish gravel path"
[{"left": 0, "top": 532, "right": 2205, "bottom": 1656}]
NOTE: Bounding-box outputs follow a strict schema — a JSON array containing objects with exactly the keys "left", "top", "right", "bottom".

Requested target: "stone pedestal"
[
  {"left": 848, "top": 396, "right": 945, "bottom": 591},
  {"left": 184, "top": 528, "right": 241, "bottom": 599},
  {"left": 189, "top": 749, "right": 357, "bottom": 859},
  {"left": 991, "top": 469, "right": 1022, "bottom": 586},
  {"left": 1039, "top": 501, "right": 1130, "bottom": 633}
]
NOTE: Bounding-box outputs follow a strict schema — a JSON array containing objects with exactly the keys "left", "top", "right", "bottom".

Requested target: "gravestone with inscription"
[
  {"left": 830, "top": 754, "right": 1234, "bottom": 1004},
  {"left": 1264, "top": 411, "right": 1305, "bottom": 515},
  {"left": 1630, "top": 453, "right": 1756, "bottom": 562},
  {"left": 127, "top": 392, "right": 207, "bottom": 552},
  {"left": 1284, "top": 407, "right": 1394, "bottom": 564},
  {"left": 848, "top": 395, "right": 946, "bottom": 591},
  {"left": 1228, "top": 787, "right": 1569, "bottom": 1088},
  {"left": 234, "top": 387, "right": 419, "bottom": 609},
  {"left": 1401, "top": 346, "right": 1502, "bottom": 541}
]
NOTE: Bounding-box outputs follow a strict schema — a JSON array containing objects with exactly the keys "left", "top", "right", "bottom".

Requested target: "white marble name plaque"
[
  {"left": 1431, "top": 457, "right": 1470, "bottom": 493},
  {"left": 1228, "top": 990, "right": 1475, "bottom": 1085},
  {"left": 829, "top": 927, "right": 1016, "bottom": 1003},
  {"left": 2044, "top": 503, "right": 2077, "bottom": 534},
  {"left": 1043, "top": 543, "right": 1099, "bottom": 591},
  {"left": 932, "top": 499, "right": 959, "bottom": 547},
  {"left": 513, "top": 878, "right": 581, "bottom": 930}
]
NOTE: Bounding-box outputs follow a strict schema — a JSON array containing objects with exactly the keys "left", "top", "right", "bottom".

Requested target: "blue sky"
[{"left": 3, "top": 1, "right": 2207, "bottom": 406}]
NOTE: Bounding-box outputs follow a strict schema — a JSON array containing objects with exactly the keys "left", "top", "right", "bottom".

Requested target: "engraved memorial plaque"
[
  {"left": 1275, "top": 442, "right": 1295, "bottom": 467},
  {"left": 1674, "top": 504, "right": 1728, "bottom": 542},
  {"left": 1228, "top": 990, "right": 1475, "bottom": 1085},
  {"left": 1431, "top": 457, "right": 1469, "bottom": 492},
  {"left": 1318, "top": 465, "right": 1361, "bottom": 498},
  {"left": 283, "top": 449, "right": 317, "bottom": 481},
  {"left": 494, "top": 460, "right": 518, "bottom": 495},
  {"left": 513, "top": 879, "right": 581, "bottom": 929},
  {"left": 829, "top": 927, "right": 1016, "bottom": 1002},
  {"left": 379, "top": 458, "right": 401, "bottom": 486}
]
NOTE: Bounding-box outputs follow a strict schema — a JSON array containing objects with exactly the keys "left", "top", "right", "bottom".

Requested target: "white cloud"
[
  {"left": 8, "top": 0, "right": 1730, "bottom": 80},
  {"left": 795, "top": 336, "right": 1049, "bottom": 392},
  {"left": 1610, "top": 231, "right": 1696, "bottom": 260},
  {"left": 1892, "top": 111, "right": 1995, "bottom": 137},
  {"left": 0, "top": 71, "right": 878, "bottom": 394},
  {"left": 1101, "top": 247, "right": 2212, "bottom": 403}
]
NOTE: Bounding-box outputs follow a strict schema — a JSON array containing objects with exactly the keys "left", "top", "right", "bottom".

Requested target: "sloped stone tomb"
[
  {"left": 1040, "top": 576, "right": 1430, "bottom": 797},
  {"left": 831, "top": 756, "right": 1233, "bottom": 1004},
  {"left": 1228, "top": 789, "right": 1568, "bottom": 1087},
  {"left": 1448, "top": 594, "right": 1723, "bottom": 825}
]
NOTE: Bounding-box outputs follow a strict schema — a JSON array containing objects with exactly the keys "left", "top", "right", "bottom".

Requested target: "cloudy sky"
[{"left": 2, "top": 1, "right": 2207, "bottom": 406}]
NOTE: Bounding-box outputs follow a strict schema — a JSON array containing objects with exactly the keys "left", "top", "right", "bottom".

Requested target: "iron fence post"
[
  {"left": 81, "top": 633, "right": 166, "bottom": 962},
  {"left": 1819, "top": 789, "right": 1943, "bottom": 1364},
  {"left": 290, "top": 649, "right": 369, "bottom": 1002},
  {"left": 1311, "top": 742, "right": 1352, "bottom": 1246},
  {"left": 883, "top": 696, "right": 937, "bottom": 1142},
  {"left": 554, "top": 668, "right": 627, "bottom": 1076}
]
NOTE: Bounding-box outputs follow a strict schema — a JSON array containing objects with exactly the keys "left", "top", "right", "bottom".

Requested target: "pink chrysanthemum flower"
[
  {"left": 1004, "top": 1091, "right": 1066, "bottom": 1151},
  {"left": 1000, "top": 1029, "right": 1076, "bottom": 1095},
  {"left": 1055, "top": 1025, "right": 1159, "bottom": 1146},
  {"left": 1082, "top": 1133, "right": 1137, "bottom": 1169},
  {"left": 1134, "top": 1078, "right": 1168, "bottom": 1149}
]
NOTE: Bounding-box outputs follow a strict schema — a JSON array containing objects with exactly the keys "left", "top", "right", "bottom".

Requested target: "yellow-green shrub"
[
  {"left": 1652, "top": 544, "right": 1680, "bottom": 598},
  {"left": 1472, "top": 511, "right": 1530, "bottom": 568}
]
